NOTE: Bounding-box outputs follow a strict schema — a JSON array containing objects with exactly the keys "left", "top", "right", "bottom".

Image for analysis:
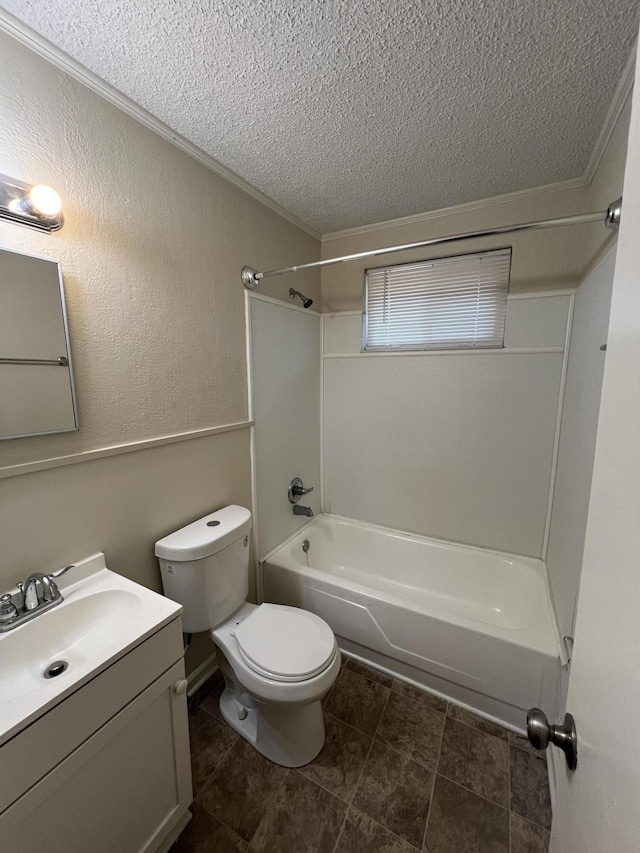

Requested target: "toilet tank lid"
[{"left": 155, "top": 505, "right": 252, "bottom": 561}]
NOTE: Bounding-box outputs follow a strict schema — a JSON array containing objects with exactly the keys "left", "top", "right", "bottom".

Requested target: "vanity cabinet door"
[{"left": 0, "top": 660, "right": 192, "bottom": 853}]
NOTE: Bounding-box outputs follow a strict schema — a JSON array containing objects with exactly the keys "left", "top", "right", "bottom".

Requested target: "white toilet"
[{"left": 155, "top": 505, "right": 341, "bottom": 767}]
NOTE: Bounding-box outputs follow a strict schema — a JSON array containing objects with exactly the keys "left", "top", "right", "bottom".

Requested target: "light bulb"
[{"left": 28, "top": 184, "right": 62, "bottom": 218}]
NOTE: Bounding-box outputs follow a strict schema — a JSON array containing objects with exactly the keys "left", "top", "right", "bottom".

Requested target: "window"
[{"left": 363, "top": 248, "right": 511, "bottom": 351}]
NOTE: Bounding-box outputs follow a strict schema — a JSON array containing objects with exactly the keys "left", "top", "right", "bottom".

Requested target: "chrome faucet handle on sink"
[
  {"left": 0, "top": 594, "right": 18, "bottom": 625},
  {"left": 0, "top": 564, "right": 75, "bottom": 631},
  {"left": 49, "top": 564, "right": 76, "bottom": 579},
  {"left": 22, "top": 565, "right": 75, "bottom": 609}
]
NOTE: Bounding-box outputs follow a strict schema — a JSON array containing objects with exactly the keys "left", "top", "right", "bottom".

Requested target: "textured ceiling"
[{"left": 2, "top": 0, "right": 638, "bottom": 233}]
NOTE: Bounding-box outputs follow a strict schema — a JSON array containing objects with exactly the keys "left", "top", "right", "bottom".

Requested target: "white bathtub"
[{"left": 261, "top": 514, "right": 561, "bottom": 729}]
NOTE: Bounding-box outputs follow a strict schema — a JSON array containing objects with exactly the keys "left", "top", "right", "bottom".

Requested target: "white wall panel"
[
  {"left": 323, "top": 353, "right": 563, "bottom": 557},
  {"left": 323, "top": 314, "right": 362, "bottom": 354},
  {"left": 504, "top": 296, "right": 571, "bottom": 348},
  {"left": 546, "top": 253, "right": 614, "bottom": 639},
  {"left": 250, "top": 298, "right": 321, "bottom": 558},
  {"left": 324, "top": 293, "right": 571, "bottom": 354}
]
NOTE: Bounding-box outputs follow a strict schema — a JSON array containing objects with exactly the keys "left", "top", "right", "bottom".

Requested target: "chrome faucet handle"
[
  {"left": 49, "top": 564, "right": 75, "bottom": 579},
  {"left": 294, "top": 484, "right": 313, "bottom": 496},
  {"left": 23, "top": 572, "right": 61, "bottom": 609},
  {"left": 288, "top": 477, "right": 314, "bottom": 504},
  {"left": 0, "top": 594, "right": 18, "bottom": 624}
]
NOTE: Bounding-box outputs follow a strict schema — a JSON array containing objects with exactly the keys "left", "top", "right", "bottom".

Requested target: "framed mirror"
[{"left": 0, "top": 246, "right": 78, "bottom": 440}]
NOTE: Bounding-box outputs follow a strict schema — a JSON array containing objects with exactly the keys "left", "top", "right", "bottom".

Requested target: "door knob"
[
  {"left": 173, "top": 679, "right": 189, "bottom": 695},
  {"left": 527, "top": 708, "right": 578, "bottom": 770}
]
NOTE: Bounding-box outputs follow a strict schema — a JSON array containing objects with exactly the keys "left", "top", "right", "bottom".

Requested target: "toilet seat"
[{"left": 232, "top": 603, "right": 337, "bottom": 683}]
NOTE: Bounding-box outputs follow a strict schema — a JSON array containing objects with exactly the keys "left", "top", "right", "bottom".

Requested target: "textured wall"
[
  {"left": 320, "top": 185, "right": 590, "bottom": 312},
  {"left": 319, "top": 88, "right": 632, "bottom": 313},
  {"left": 0, "top": 30, "right": 318, "bottom": 675},
  {"left": 582, "top": 93, "right": 632, "bottom": 272},
  {"left": 0, "top": 28, "right": 319, "bottom": 470},
  {"left": 1, "top": 429, "right": 252, "bottom": 674}
]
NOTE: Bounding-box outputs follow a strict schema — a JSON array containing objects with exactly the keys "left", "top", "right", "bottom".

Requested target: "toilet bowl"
[
  {"left": 213, "top": 601, "right": 341, "bottom": 765},
  {"left": 155, "top": 505, "right": 341, "bottom": 766}
]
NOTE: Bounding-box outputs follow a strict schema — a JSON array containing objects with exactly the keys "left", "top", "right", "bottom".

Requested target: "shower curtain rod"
[{"left": 241, "top": 196, "right": 622, "bottom": 289}]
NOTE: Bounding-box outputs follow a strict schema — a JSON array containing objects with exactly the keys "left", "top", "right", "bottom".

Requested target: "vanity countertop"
[{"left": 0, "top": 553, "right": 182, "bottom": 747}]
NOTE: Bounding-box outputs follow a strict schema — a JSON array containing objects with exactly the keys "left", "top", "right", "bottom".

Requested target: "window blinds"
[{"left": 363, "top": 248, "right": 511, "bottom": 351}]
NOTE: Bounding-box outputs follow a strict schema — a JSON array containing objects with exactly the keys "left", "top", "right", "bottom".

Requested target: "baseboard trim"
[
  {"left": 152, "top": 810, "right": 192, "bottom": 853},
  {"left": 548, "top": 746, "right": 561, "bottom": 813},
  {"left": 187, "top": 653, "right": 219, "bottom": 696}
]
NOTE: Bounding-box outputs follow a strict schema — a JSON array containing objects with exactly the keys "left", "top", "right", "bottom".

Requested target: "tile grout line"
[
  {"left": 247, "top": 770, "right": 291, "bottom": 850},
  {"left": 192, "top": 670, "right": 545, "bottom": 850},
  {"left": 421, "top": 770, "right": 438, "bottom": 852},
  {"left": 193, "top": 686, "right": 290, "bottom": 849},
  {"left": 210, "top": 731, "right": 239, "bottom": 780},
  {"left": 508, "top": 744, "right": 552, "bottom": 834},
  {"left": 330, "top": 804, "right": 350, "bottom": 853},
  {"left": 512, "top": 811, "right": 553, "bottom": 834},
  {"left": 422, "top": 703, "right": 447, "bottom": 850},
  {"left": 370, "top": 687, "right": 426, "bottom": 852},
  {"left": 350, "top": 685, "right": 392, "bottom": 805},
  {"left": 430, "top": 747, "right": 550, "bottom": 836},
  {"left": 453, "top": 704, "right": 552, "bottom": 828},
  {"left": 370, "top": 708, "right": 446, "bottom": 772},
  {"left": 354, "top": 803, "right": 427, "bottom": 852},
  {"left": 333, "top": 672, "right": 448, "bottom": 849},
  {"left": 345, "top": 661, "right": 394, "bottom": 689},
  {"left": 370, "top": 737, "right": 441, "bottom": 772},
  {"left": 441, "top": 703, "right": 519, "bottom": 832},
  {"left": 446, "top": 704, "right": 510, "bottom": 745},
  {"left": 343, "top": 684, "right": 423, "bottom": 850},
  {"left": 324, "top": 709, "right": 370, "bottom": 737},
  {"left": 190, "top": 728, "right": 240, "bottom": 802},
  {"left": 435, "top": 768, "right": 511, "bottom": 812},
  {"left": 329, "top": 691, "right": 388, "bottom": 853}
]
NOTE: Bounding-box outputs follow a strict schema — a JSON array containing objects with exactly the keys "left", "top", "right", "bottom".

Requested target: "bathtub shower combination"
[{"left": 262, "top": 514, "right": 561, "bottom": 729}]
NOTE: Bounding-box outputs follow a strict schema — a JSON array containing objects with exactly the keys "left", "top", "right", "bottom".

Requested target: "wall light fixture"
[{"left": 0, "top": 173, "right": 64, "bottom": 232}]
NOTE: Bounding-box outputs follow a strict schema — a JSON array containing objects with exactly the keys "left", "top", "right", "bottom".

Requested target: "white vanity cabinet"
[{"left": 0, "top": 617, "right": 193, "bottom": 853}]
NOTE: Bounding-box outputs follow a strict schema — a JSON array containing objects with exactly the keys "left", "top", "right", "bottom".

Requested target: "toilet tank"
[{"left": 155, "top": 505, "right": 252, "bottom": 633}]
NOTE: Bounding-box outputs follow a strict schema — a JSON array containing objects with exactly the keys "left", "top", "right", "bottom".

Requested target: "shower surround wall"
[
  {"left": 322, "top": 295, "right": 571, "bottom": 558},
  {"left": 317, "top": 90, "right": 630, "bottom": 615},
  {"left": 247, "top": 295, "right": 321, "bottom": 559},
  {"left": 545, "top": 251, "right": 615, "bottom": 640}
]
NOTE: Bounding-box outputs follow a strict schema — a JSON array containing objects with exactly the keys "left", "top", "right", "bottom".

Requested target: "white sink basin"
[{"left": 0, "top": 553, "right": 182, "bottom": 745}]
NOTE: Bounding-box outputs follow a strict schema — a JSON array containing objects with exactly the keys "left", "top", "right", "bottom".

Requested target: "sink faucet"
[
  {"left": 0, "top": 564, "right": 74, "bottom": 633},
  {"left": 293, "top": 505, "right": 314, "bottom": 517},
  {"left": 22, "top": 572, "right": 61, "bottom": 610}
]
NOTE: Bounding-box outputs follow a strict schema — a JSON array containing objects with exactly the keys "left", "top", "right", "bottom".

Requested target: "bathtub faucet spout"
[{"left": 293, "top": 505, "right": 313, "bottom": 517}]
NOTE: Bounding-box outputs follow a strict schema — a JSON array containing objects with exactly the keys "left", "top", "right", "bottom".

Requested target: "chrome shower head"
[{"left": 289, "top": 288, "right": 313, "bottom": 309}]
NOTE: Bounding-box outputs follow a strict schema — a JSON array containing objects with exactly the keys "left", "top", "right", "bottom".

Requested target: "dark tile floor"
[{"left": 174, "top": 659, "right": 551, "bottom": 853}]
